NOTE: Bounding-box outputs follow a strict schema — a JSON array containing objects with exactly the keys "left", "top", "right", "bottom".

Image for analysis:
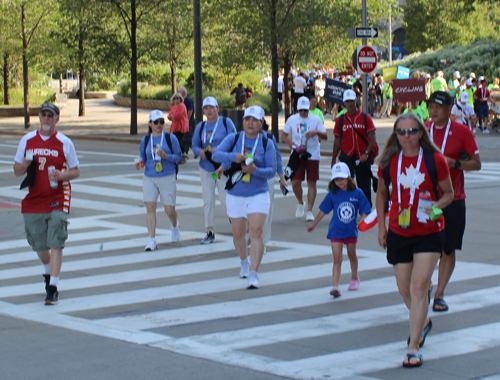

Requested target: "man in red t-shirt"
[
  {"left": 425, "top": 91, "right": 481, "bottom": 312},
  {"left": 332, "top": 89, "right": 377, "bottom": 206},
  {"left": 473, "top": 78, "right": 493, "bottom": 133},
  {"left": 13, "top": 103, "right": 80, "bottom": 305}
]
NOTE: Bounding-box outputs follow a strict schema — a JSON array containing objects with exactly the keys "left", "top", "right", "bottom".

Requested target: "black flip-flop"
[
  {"left": 407, "top": 318, "right": 433, "bottom": 348},
  {"left": 403, "top": 353, "right": 423, "bottom": 368},
  {"left": 428, "top": 284, "right": 433, "bottom": 305},
  {"left": 433, "top": 298, "right": 449, "bottom": 312}
]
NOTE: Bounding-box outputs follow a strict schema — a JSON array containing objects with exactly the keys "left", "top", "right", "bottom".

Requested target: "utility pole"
[
  {"left": 362, "top": 0, "right": 368, "bottom": 114},
  {"left": 193, "top": 0, "right": 202, "bottom": 123}
]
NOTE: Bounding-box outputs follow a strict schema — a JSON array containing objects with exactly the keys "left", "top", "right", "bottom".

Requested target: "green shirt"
[
  {"left": 431, "top": 77, "right": 447, "bottom": 92},
  {"left": 309, "top": 108, "right": 325, "bottom": 123},
  {"left": 459, "top": 88, "right": 474, "bottom": 107},
  {"left": 403, "top": 105, "right": 427, "bottom": 121},
  {"left": 488, "top": 84, "right": 499, "bottom": 91},
  {"left": 448, "top": 79, "right": 460, "bottom": 97},
  {"left": 383, "top": 82, "right": 393, "bottom": 99}
]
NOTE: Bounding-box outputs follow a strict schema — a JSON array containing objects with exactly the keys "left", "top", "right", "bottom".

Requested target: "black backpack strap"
[
  {"left": 165, "top": 132, "right": 179, "bottom": 177},
  {"left": 222, "top": 117, "right": 228, "bottom": 133},
  {"left": 199, "top": 121, "right": 207, "bottom": 140},
  {"left": 423, "top": 149, "right": 439, "bottom": 200},
  {"left": 230, "top": 131, "right": 242, "bottom": 152}
]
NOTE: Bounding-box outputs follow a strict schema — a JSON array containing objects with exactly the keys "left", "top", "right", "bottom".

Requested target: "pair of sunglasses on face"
[
  {"left": 395, "top": 128, "right": 419, "bottom": 136},
  {"left": 153, "top": 119, "right": 165, "bottom": 125}
]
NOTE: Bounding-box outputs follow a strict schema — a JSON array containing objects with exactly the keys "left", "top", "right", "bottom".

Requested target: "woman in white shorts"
[
  {"left": 136, "top": 110, "right": 182, "bottom": 250},
  {"left": 212, "top": 106, "right": 275, "bottom": 289}
]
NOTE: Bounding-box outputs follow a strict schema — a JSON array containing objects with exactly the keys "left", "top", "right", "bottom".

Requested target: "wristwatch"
[
  {"left": 364, "top": 150, "right": 370, "bottom": 155},
  {"left": 454, "top": 160, "right": 461, "bottom": 169}
]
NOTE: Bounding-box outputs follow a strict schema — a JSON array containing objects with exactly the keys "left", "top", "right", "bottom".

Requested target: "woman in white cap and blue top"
[
  {"left": 136, "top": 110, "right": 182, "bottom": 250},
  {"left": 192, "top": 96, "right": 237, "bottom": 244},
  {"left": 212, "top": 105, "right": 275, "bottom": 289}
]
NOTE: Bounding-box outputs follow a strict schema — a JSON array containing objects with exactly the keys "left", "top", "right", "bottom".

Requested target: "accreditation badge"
[
  {"left": 155, "top": 161, "right": 163, "bottom": 173},
  {"left": 398, "top": 208, "right": 411, "bottom": 229}
]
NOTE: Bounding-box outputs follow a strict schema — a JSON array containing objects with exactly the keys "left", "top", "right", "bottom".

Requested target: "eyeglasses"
[
  {"left": 40, "top": 112, "right": 54, "bottom": 118},
  {"left": 298, "top": 110, "right": 308, "bottom": 113},
  {"left": 153, "top": 119, "right": 165, "bottom": 125},
  {"left": 395, "top": 128, "right": 419, "bottom": 136}
]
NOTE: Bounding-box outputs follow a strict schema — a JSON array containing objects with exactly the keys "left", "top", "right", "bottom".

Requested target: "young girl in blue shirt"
[{"left": 307, "top": 162, "right": 371, "bottom": 297}]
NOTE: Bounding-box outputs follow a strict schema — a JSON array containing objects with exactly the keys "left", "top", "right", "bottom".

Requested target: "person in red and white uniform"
[
  {"left": 332, "top": 89, "right": 377, "bottom": 207},
  {"left": 425, "top": 91, "right": 481, "bottom": 313},
  {"left": 13, "top": 103, "right": 80, "bottom": 305},
  {"left": 473, "top": 78, "right": 493, "bottom": 133},
  {"left": 376, "top": 112, "right": 454, "bottom": 368}
]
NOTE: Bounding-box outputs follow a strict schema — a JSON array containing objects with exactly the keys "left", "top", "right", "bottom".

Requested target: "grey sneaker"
[
  {"left": 45, "top": 285, "right": 59, "bottom": 305},
  {"left": 239, "top": 257, "right": 251, "bottom": 278},
  {"left": 201, "top": 231, "right": 215, "bottom": 244},
  {"left": 247, "top": 271, "right": 260, "bottom": 289}
]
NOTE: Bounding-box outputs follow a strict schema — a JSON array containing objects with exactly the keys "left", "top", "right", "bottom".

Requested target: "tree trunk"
[
  {"left": 130, "top": 0, "right": 138, "bottom": 135},
  {"left": 283, "top": 53, "right": 292, "bottom": 121},
  {"left": 3, "top": 53, "right": 10, "bottom": 105},
  {"left": 78, "top": 16, "right": 85, "bottom": 117},
  {"left": 170, "top": 61, "right": 177, "bottom": 95},
  {"left": 269, "top": 1, "right": 279, "bottom": 140},
  {"left": 21, "top": 5, "right": 30, "bottom": 129},
  {"left": 59, "top": 73, "right": 63, "bottom": 93}
]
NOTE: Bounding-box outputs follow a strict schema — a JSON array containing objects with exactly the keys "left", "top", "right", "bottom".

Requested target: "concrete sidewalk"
[{"left": 0, "top": 97, "right": 397, "bottom": 155}]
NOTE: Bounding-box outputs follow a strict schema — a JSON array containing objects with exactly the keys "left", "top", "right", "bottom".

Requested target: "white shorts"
[
  {"left": 226, "top": 192, "right": 270, "bottom": 219},
  {"left": 143, "top": 175, "right": 176, "bottom": 206}
]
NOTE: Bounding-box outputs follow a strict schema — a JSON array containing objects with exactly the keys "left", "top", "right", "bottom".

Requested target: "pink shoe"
[
  {"left": 348, "top": 278, "right": 360, "bottom": 291},
  {"left": 329, "top": 286, "right": 341, "bottom": 298}
]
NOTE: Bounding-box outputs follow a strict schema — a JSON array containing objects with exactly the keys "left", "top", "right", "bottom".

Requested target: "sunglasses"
[
  {"left": 153, "top": 119, "right": 165, "bottom": 125},
  {"left": 395, "top": 128, "right": 419, "bottom": 136}
]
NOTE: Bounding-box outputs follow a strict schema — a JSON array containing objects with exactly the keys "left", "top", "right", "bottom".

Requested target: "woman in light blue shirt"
[{"left": 212, "top": 106, "right": 275, "bottom": 289}]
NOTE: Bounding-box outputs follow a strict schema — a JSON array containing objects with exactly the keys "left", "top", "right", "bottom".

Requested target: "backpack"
[
  {"left": 199, "top": 117, "right": 230, "bottom": 141},
  {"left": 339, "top": 112, "right": 379, "bottom": 164},
  {"left": 142, "top": 132, "right": 179, "bottom": 177},
  {"left": 236, "top": 87, "right": 247, "bottom": 103},
  {"left": 381, "top": 149, "right": 439, "bottom": 212}
]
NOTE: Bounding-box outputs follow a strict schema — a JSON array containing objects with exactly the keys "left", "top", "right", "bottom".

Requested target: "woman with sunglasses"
[
  {"left": 212, "top": 105, "right": 275, "bottom": 289},
  {"left": 137, "top": 110, "right": 183, "bottom": 251},
  {"left": 168, "top": 92, "right": 189, "bottom": 164},
  {"left": 376, "top": 113, "right": 453, "bottom": 368}
]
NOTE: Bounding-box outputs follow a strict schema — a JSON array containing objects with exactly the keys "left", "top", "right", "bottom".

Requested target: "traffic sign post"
[{"left": 357, "top": 45, "right": 377, "bottom": 75}]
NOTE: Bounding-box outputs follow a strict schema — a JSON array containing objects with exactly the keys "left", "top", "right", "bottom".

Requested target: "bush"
[
  {"left": 137, "top": 86, "right": 172, "bottom": 100},
  {"left": 117, "top": 79, "right": 148, "bottom": 97}
]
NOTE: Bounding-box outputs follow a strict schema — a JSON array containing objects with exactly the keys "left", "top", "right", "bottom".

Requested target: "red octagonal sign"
[{"left": 357, "top": 46, "right": 377, "bottom": 75}]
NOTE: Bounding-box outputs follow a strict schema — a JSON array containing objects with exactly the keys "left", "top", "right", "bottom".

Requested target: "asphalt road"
[{"left": 1, "top": 134, "right": 500, "bottom": 380}]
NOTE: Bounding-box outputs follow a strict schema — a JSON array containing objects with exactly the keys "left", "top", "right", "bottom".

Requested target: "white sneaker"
[
  {"left": 239, "top": 257, "right": 251, "bottom": 278},
  {"left": 483, "top": 128, "right": 490, "bottom": 134},
  {"left": 247, "top": 271, "right": 260, "bottom": 289},
  {"left": 306, "top": 211, "right": 314, "bottom": 221},
  {"left": 171, "top": 222, "right": 180, "bottom": 243},
  {"left": 473, "top": 128, "right": 477, "bottom": 135},
  {"left": 145, "top": 240, "right": 157, "bottom": 251},
  {"left": 295, "top": 203, "right": 306, "bottom": 218}
]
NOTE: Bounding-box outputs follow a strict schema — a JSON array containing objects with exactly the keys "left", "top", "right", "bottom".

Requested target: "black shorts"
[
  {"left": 443, "top": 199, "right": 466, "bottom": 255},
  {"left": 386, "top": 229, "right": 444, "bottom": 265}
]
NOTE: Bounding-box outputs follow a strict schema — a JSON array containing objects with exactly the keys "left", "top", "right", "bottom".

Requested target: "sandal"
[
  {"left": 403, "top": 353, "right": 423, "bottom": 368},
  {"left": 329, "top": 286, "right": 341, "bottom": 298},
  {"left": 348, "top": 278, "right": 360, "bottom": 291},
  {"left": 432, "top": 298, "right": 449, "bottom": 312},
  {"left": 407, "top": 318, "right": 432, "bottom": 348}
]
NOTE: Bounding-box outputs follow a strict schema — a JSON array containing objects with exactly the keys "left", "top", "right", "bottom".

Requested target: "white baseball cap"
[
  {"left": 425, "top": 73, "right": 431, "bottom": 79},
  {"left": 202, "top": 96, "right": 218, "bottom": 108},
  {"left": 478, "top": 76, "right": 485, "bottom": 82},
  {"left": 297, "top": 96, "right": 310, "bottom": 111},
  {"left": 470, "top": 73, "right": 476, "bottom": 79},
  {"left": 460, "top": 91, "right": 469, "bottom": 103},
  {"left": 453, "top": 71, "right": 460, "bottom": 78},
  {"left": 331, "top": 162, "right": 350, "bottom": 180},
  {"left": 343, "top": 89, "right": 357, "bottom": 102},
  {"left": 149, "top": 109, "right": 164, "bottom": 122},
  {"left": 466, "top": 79, "right": 473, "bottom": 86},
  {"left": 243, "top": 105, "right": 264, "bottom": 121}
]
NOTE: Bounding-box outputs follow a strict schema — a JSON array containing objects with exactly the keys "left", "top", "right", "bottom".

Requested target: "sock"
[
  {"left": 43, "top": 264, "right": 50, "bottom": 275},
  {"left": 241, "top": 258, "right": 248, "bottom": 264},
  {"left": 49, "top": 276, "right": 59, "bottom": 287},
  {"left": 150, "top": 236, "right": 156, "bottom": 243}
]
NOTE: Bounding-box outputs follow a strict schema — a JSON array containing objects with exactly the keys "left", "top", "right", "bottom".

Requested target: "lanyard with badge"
[
  {"left": 241, "top": 133, "right": 259, "bottom": 183},
  {"left": 397, "top": 147, "right": 423, "bottom": 229},
  {"left": 203, "top": 119, "right": 219, "bottom": 150},
  {"left": 150, "top": 132, "right": 164, "bottom": 173},
  {"left": 430, "top": 119, "right": 451, "bottom": 154}
]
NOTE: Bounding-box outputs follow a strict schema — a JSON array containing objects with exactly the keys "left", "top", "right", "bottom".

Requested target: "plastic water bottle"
[{"left": 48, "top": 166, "right": 58, "bottom": 189}]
